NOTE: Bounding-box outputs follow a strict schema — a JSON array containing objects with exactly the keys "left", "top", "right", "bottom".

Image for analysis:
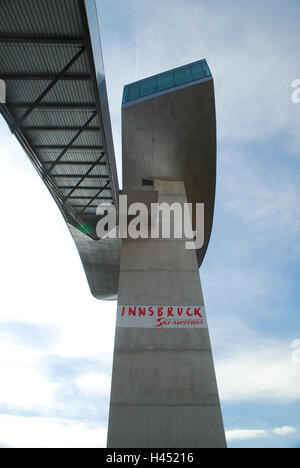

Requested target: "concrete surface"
[
  {"left": 68, "top": 224, "right": 121, "bottom": 300},
  {"left": 107, "top": 181, "right": 226, "bottom": 448}
]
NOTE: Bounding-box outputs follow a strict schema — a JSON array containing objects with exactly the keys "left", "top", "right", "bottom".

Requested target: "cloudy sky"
[{"left": 0, "top": 0, "right": 300, "bottom": 448}]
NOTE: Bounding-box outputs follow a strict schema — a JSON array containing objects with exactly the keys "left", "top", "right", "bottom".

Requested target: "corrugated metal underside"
[{"left": 0, "top": 0, "right": 117, "bottom": 238}]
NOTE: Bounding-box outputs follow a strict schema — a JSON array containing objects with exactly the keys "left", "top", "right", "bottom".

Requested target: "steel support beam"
[
  {"left": 35, "top": 145, "right": 103, "bottom": 151},
  {"left": 0, "top": 37, "right": 84, "bottom": 46},
  {"left": 22, "top": 126, "right": 99, "bottom": 132},
  {"left": 9, "top": 103, "right": 96, "bottom": 110},
  {"left": 72, "top": 200, "right": 112, "bottom": 208},
  {"left": 54, "top": 174, "right": 108, "bottom": 179},
  {"left": 2, "top": 74, "right": 90, "bottom": 81},
  {"left": 57, "top": 185, "right": 110, "bottom": 190},
  {"left": 70, "top": 194, "right": 111, "bottom": 201},
  {"left": 44, "top": 161, "right": 106, "bottom": 166}
]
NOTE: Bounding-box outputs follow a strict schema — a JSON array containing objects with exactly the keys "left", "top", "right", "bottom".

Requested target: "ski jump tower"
[{"left": 0, "top": 0, "right": 226, "bottom": 448}]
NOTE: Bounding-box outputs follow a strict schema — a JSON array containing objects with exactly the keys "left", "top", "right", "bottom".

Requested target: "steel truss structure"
[{"left": 0, "top": 0, "right": 119, "bottom": 238}]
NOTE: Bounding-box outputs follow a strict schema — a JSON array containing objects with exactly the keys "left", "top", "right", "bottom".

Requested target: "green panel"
[
  {"left": 123, "top": 87, "right": 129, "bottom": 103},
  {"left": 157, "top": 72, "right": 175, "bottom": 92},
  {"left": 191, "top": 63, "right": 205, "bottom": 80},
  {"left": 201, "top": 61, "right": 211, "bottom": 77},
  {"left": 128, "top": 84, "right": 140, "bottom": 101},
  {"left": 174, "top": 67, "right": 193, "bottom": 86},
  {"left": 123, "top": 60, "right": 212, "bottom": 104},
  {"left": 140, "top": 78, "right": 157, "bottom": 97}
]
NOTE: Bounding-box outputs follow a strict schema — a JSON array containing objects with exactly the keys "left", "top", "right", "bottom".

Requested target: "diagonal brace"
[
  {"left": 43, "top": 112, "right": 98, "bottom": 177},
  {"left": 11, "top": 47, "right": 85, "bottom": 133},
  {"left": 77, "top": 181, "right": 111, "bottom": 216},
  {"left": 63, "top": 154, "right": 106, "bottom": 201}
]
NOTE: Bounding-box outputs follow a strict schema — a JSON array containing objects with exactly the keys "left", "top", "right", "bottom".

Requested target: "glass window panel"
[
  {"left": 191, "top": 63, "right": 205, "bottom": 80},
  {"left": 128, "top": 84, "right": 140, "bottom": 101},
  {"left": 123, "top": 61, "right": 211, "bottom": 104},
  {"left": 140, "top": 78, "right": 157, "bottom": 97},
  {"left": 123, "top": 87, "right": 129, "bottom": 104},
  {"left": 201, "top": 62, "right": 211, "bottom": 77},
  {"left": 157, "top": 73, "right": 175, "bottom": 91},
  {"left": 174, "top": 67, "right": 193, "bottom": 86}
]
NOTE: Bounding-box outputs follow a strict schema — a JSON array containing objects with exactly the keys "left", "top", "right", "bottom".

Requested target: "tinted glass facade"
[{"left": 123, "top": 59, "right": 211, "bottom": 105}]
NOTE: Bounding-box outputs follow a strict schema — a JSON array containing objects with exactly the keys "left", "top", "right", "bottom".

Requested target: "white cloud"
[
  {"left": 226, "top": 426, "right": 297, "bottom": 442},
  {"left": 221, "top": 149, "right": 300, "bottom": 243},
  {"left": 0, "top": 414, "right": 106, "bottom": 448},
  {"left": 50, "top": 303, "right": 116, "bottom": 358},
  {"left": 216, "top": 342, "right": 300, "bottom": 403},
  {"left": 226, "top": 429, "right": 268, "bottom": 442},
  {"left": 76, "top": 372, "right": 111, "bottom": 397},
  {"left": 0, "top": 336, "right": 58, "bottom": 410},
  {"left": 272, "top": 426, "right": 296, "bottom": 436}
]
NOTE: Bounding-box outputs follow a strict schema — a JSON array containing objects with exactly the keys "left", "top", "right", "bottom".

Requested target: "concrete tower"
[{"left": 107, "top": 62, "right": 226, "bottom": 448}]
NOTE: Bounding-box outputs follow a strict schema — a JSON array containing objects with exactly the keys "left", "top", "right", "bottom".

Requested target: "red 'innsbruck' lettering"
[{"left": 117, "top": 305, "right": 208, "bottom": 329}]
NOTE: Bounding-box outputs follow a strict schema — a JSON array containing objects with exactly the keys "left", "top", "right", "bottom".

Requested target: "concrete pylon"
[{"left": 107, "top": 180, "right": 226, "bottom": 448}]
